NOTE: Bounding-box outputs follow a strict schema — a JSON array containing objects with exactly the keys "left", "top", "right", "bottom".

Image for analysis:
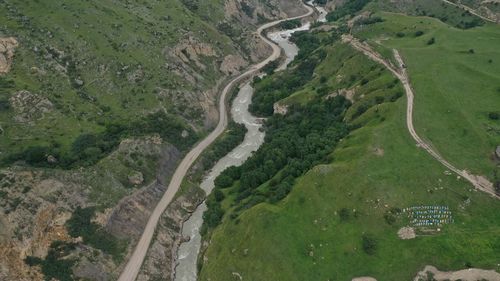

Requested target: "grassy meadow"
[{"left": 354, "top": 12, "right": 500, "bottom": 180}]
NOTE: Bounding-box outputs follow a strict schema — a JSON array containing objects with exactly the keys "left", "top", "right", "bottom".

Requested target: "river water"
[{"left": 173, "top": 4, "right": 326, "bottom": 280}]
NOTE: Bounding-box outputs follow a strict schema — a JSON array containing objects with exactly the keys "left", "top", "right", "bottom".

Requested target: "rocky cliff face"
[
  {"left": 0, "top": 0, "right": 306, "bottom": 280},
  {"left": 0, "top": 136, "right": 181, "bottom": 280}
]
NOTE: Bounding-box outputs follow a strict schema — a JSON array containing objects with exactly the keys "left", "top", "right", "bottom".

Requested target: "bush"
[
  {"left": 427, "top": 37, "right": 436, "bottom": 45},
  {"left": 362, "top": 234, "right": 377, "bottom": 255},
  {"left": 415, "top": 30, "right": 424, "bottom": 37},
  {"left": 396, "top": 32, "right": 405, "bottom": 38},
  {"left": 488, "top": 112, "right": 499, "bottom": 120},
  {"left": 383, "top": 212, "right": 396, "bottom": 225},
  {"left": 339, "top": 208, "right": 350, "bottom": 221}
]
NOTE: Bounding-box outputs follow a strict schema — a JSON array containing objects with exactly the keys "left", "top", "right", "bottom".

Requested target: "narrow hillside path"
[
  {"left": 342, "top": 34, "right": 499, "bottom": 199},
  {"left": 116, "top": 4, "right": 314, "bottom": 281},
  {"left": 441, "top": 0, "right": 499, "bottom": 23}
]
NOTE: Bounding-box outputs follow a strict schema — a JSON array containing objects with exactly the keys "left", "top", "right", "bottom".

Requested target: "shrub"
[
  {"left": 396, "top": 32, "right": 405, "bottom": 38},
  {"left": 383, "top": 212, "right": 396, "bottom": 225},
  {"left": 427, "top": 37, "right": 436, "bottom": 45},
  {"left": 362, "top": 234, "right": 377, "bottom": 255},
  {"left": 375, "top": 96, "right": 385, "bottom": 104},
  {"left": 415, "top": 30, "right": 424, "bottom": 37},
  {"left": 339, "top": 208, "right": 350, "bottom": 221},
  {"left": 488, "top": 112, "right": 499, "bottom": 120}
]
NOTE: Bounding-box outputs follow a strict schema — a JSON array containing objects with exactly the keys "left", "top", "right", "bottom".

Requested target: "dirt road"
[
  {"left": 441, "top": 0, "right": 499, "bottom": 23},
  {"left": 116, "top": 4, "right": 314, "bottom": 281},
  {"left": 343, "top": 35, "right": 499, "bottom": 199}
]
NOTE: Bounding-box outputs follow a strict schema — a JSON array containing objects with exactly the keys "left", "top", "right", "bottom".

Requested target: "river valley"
[{"left": 173, "top": 4, "right": 325, "bottom": 280}]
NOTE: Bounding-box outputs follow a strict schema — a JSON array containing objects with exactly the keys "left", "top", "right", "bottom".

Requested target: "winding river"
[{"left": 173, "top": 4, "right": 326, "bottom": 280}]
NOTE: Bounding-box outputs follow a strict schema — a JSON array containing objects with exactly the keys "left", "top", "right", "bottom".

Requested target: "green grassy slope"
[
  {"left": 354, "top": 12, "right": 500, "bottom": 180},
  {"left": 201, "top": 93, "right": 500, "bottom": 281},
  {"left": 199, "top": 7, "right": 500, "bottom": 280},
  {"left": 0, "top": 0, "right": 238, "bottom": 164}
]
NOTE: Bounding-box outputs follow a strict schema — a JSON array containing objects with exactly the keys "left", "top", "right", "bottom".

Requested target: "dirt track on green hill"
[
  {"left": 116, "top": 3, "right": 314, "bottom": 281},
  {"left": 441, "top": 0, "right": 499, "bottom": 23},
  {"left": 342, "top": 34, "right": 499, "bottom": 200}
]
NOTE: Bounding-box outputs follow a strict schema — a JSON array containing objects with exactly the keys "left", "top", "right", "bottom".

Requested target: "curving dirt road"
[
  {"left": 342, "top": 34, "right": 499, "bottom": 199},
  {"left": 116, "top": 4, "right": 314, "bottom": 281}
]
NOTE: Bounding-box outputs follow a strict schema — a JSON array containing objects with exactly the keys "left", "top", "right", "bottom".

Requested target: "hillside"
[
  {"left": 198, "top": 1, "right": 500, "bottom": 280},
  {"left": 0, "top": 0, "right": 306, "bottom": 280}
]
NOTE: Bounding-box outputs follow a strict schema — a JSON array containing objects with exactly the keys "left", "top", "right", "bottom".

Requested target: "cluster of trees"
[
  {"left": 326, "top": 0, "right": 371, "bottom": 22},
  {"left": 66, "top": 207, "right": 126, "bottom": 260},
  {"left": 249, "top": 30, "right": 329, "bottom": 116},
  {"left": 249, "top": 55, "right": 319, "bottom": 115},
  {"left": 279, "top": 19, "right": 302, "bottom": 30},
  {"left": 204, "top": 95, "right": 351, "bottom": 230},
  {"left": 314, "top": 0, "right": 328, "bottom": 5},
  {"left": 456, "top": 17, "right": 484, "bottom": 29},
  {"left": 5, "top": 111, "right": 197, "bottom": 169},
  {"left": 201, "top": 121, "right": 247, "bottom": 170},
  {"left": 289, "top": 31, "right": 322, "bottom": 61},
  {"left": 262, "top": 60, "right": 280, "bottom": 75},
  {"left": 25, "top": 241, "right": 76, "bottom": 281},
  {"left": 202, "top": 26, "right": 352, "bottom": 231}
]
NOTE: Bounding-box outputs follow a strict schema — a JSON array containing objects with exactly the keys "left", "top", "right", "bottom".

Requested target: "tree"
[{"left": 213, "top": 189, "right": 225, "bottom": 202}]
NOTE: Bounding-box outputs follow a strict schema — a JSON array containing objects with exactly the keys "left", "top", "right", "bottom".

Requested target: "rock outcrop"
[
  {"left": 0, "top": 37, "right": 18, "bottom": 74},
  {"left": 9, "top": 91, "right": 53, "bottom": 123}
]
